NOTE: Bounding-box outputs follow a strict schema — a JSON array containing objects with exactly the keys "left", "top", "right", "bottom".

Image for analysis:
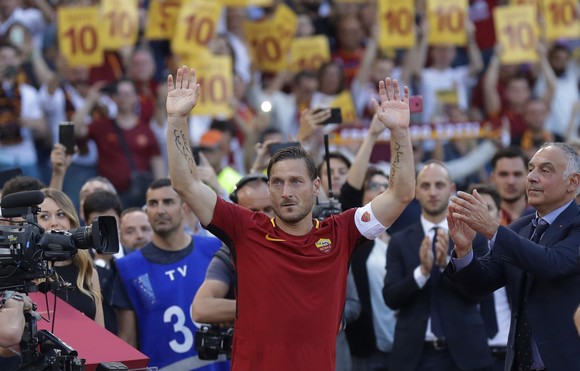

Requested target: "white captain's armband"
[{"left": 354, "top": 203, "right": 387, "bottom": 240}]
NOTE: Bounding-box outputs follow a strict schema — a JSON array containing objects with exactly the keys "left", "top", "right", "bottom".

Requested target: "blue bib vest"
[{"left": 117, "top": 236, "right": 229, "bottom": 370}]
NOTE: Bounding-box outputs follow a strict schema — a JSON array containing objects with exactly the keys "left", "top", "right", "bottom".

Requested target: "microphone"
[
  {"left": 0, "top": 190, "right": 44, "bottom": 218},
  {"left": 1, "top": 190, "right": 44, "bottom": 209}
]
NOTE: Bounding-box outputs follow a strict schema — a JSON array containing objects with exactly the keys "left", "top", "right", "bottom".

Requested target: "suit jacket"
[
  {"left": 446, "top": 201, "right": 580, "bottom": 370},
  {"left": 383, "top": 223, "right": 493, "bottom": 371}
]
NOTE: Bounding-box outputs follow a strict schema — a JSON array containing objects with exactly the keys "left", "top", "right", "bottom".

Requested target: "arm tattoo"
[
  {"left": 173, "top": 129, "right": 196, "bottom": 174},
  {"left": 392, "top": 141, "right": 405, "bottom": 169}
]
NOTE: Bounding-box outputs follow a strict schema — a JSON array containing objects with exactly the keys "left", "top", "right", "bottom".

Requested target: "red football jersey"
[{"left": 208, "top": 197, "right": 365, "bottom": 371}]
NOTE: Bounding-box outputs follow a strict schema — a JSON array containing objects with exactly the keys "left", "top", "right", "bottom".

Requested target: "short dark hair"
[
  {"left": 548, "top": 43, "right": 571, "bottom": 58},
  {"left": 491, "top": 146, "right": 529, "bottom": 170},
  {"left": 467, "top": 183, "right": 501, "bottom": 210},
  {"left": 2, "top": 176, "right": 45, "bottom": 197},
  {"left": 229, "top": 174, "right": 269, "bottom": 204},
  {"left": 148, "top": 178, "right": 172, "bottom": 191},
  {"left": 317, "top": 152, "right": 351, "bottom": 177},
  {"left": 83, "top": 190, "right": 123, "bottom": 220},
  {"left": 267, "top": 146, "right": 318, "bottom": 181}
]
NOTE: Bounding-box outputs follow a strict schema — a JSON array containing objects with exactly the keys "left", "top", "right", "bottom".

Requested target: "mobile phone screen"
[
  {"left": 58, "top": 123, "right": 75, "bottom": 155},
  {"left": 316, "top": 108, "right": 343, "bottom": 125}
]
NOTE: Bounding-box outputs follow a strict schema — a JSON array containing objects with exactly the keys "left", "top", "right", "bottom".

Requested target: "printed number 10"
[{"left": 62, "top": 26, "right": 97, "bottom": 55}]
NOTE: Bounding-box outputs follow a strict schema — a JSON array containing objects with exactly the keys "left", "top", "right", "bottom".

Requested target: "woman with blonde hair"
[{"left": 37, "top": 188, "right": 104, "bottom": 326}]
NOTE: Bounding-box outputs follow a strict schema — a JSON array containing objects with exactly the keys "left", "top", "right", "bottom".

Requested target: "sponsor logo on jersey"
[
  {"left": 315, "top": 238, "right": 332, "bottom": 253},
  {"left": 361, "top": 211, "right": 371, "bottom": 222},
  {"left": 265, "top": 234, "right": 286, "bottom": 242}
]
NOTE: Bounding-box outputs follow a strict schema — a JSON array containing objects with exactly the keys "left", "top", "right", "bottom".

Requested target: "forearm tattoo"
[
  {"left": 173, "top": 129, "right": 196, "bottom": 174},
  {"left": 392, "top": 141, "right": 404, "bottom": 169},
  {"left": 390, "top": 141, "right": 405, "bottom": 183}
]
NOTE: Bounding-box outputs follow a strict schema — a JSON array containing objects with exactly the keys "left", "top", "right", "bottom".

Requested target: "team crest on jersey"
[
  {"left": 315, "top": 238, "right": 333, "bottom": 254},
  {"left": 361, "top": 211, "right": 371, "bottom": 222}
]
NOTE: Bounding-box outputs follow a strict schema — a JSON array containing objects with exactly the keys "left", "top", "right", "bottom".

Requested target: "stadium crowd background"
[{"left": 0, "top": 0, "right": 579, "bottom": 206}]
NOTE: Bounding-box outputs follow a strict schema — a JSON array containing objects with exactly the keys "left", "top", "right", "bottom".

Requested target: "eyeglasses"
[{"left": 366, "top": 182, "right": 389, "bottom": 191}]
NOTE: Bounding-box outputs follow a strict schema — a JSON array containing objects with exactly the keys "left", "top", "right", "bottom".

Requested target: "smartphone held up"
[{"left": 58, "top": 122, "right": 75, "bottom": 155}]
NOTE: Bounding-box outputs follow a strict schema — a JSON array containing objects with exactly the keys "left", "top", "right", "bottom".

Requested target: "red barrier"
[{"left": 30, "top": 292, "right": 149, "bottom": 371}]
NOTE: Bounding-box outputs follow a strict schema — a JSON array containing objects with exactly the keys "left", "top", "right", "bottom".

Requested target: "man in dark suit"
[
  {"left": 447, "top": 142, "right": 580, "bottom": 370},
  {"left": 383, "top": 161, "right": 493, "bottom": 371}
]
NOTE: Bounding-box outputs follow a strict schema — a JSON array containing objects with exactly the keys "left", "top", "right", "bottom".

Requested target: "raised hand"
[
  {"left": 368, "top": 114, "right": 387, "bottom": 138},
  {"left": 371, "top": 78, "right": 410, "bottom": 132},
  {"left": 166, "top": 65, "right": 201, "bottom": 118}
]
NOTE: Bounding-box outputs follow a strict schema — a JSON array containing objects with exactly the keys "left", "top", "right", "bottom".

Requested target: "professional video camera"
[
  {"left": 312, "top": 134, "right": 342, "bottom": 220},
  {"left": 194, "top": 325, "right": 233, "bottom": 360},
  {"left": 0, "top": 190, "right": 118, "bottom": 292},
  {"left": 0, "top": 190, "right": 119, "bottom": 371}
]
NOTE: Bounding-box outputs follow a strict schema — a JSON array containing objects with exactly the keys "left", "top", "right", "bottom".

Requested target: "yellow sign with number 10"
[
  {"left": 494, "top": 5, "right": 539, "bottom": 64},
  {"left": 100, "top": 0, "right": 138, "bottom": 50},
  {"left": 379, "top": 0, "right": 416, "bottom": 49},
  {"left": 172, "top": 0, "right": 222, "bottom": 56},
  {"left": 541, "top": 0, "right": 580, "bottom": 41},
  {"left": 428, "top": 0, "right": 468, "bottom": 46},
  {"left": 58, "top": 6, "right": 103, "bottom": 67},
  {"left": 188, "top": 55, "right": 233, "bottom": 118}
]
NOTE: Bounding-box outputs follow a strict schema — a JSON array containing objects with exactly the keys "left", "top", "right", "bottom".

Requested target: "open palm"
[
  {"left": 166, "top": 66, "right": 201, "bottom": 117},
  {"left": 372, "top": 78, "right": 410, "bottom": 131}
]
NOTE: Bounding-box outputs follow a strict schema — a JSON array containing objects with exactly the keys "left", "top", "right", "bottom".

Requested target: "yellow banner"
[
  {"left": 145, "top": 0, "right": 181, "bottom": 40},
  {"left": 494, "top": 5, "right": 539, "bottom": 64},
  {"left": 379, "top": 0, "right": 416, "bottom": 49},
  {"left": 172, "top": 0, "right": 221, "bottom": 56},
  {"left": 427, "top": 0, "right": 468, "bottom": 45},
  {"left": 100, "top": 0, "right": 138, "bottom": 49},
  {"left": 244, "top": 4, "right": 297, "bottom": 72},
  {"left": 289, "top": 36, "right": 330, "bottom": 72},
  {"left": 330, "top": 91, "right": 358, "bottom": 125},
  {"left": 219, "top": 0, "right": 272, "bottom": 5},
  {"left": 187, "top": 55, "right": 233, "bottom": 117},
  {"left": 58, "top": 6, "right": 103, "bottom": 67},
  {"left": 541, "top": 0, "right": 580, "bottom": 41}
]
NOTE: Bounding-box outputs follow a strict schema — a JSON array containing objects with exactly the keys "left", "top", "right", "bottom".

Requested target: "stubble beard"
[
  {"left": 423, "top": 202, "right": 448, "bottom": 219},
  {"left": 503, "top": 192, "right": 525, "bottom": 204}
]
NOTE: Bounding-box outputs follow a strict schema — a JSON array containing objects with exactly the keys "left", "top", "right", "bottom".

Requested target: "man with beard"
[
  {"left": 165, "top": 66, "right": 415, "bottom": 371},
  {"left": 114, "top": 178, "right": 229, "bottom": 371},
  {"left": 490, "top": 147, "right": 535, "bottom": 226},
  {"left": 383, "top": 161, "right": 492, "bottom": 371}
]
